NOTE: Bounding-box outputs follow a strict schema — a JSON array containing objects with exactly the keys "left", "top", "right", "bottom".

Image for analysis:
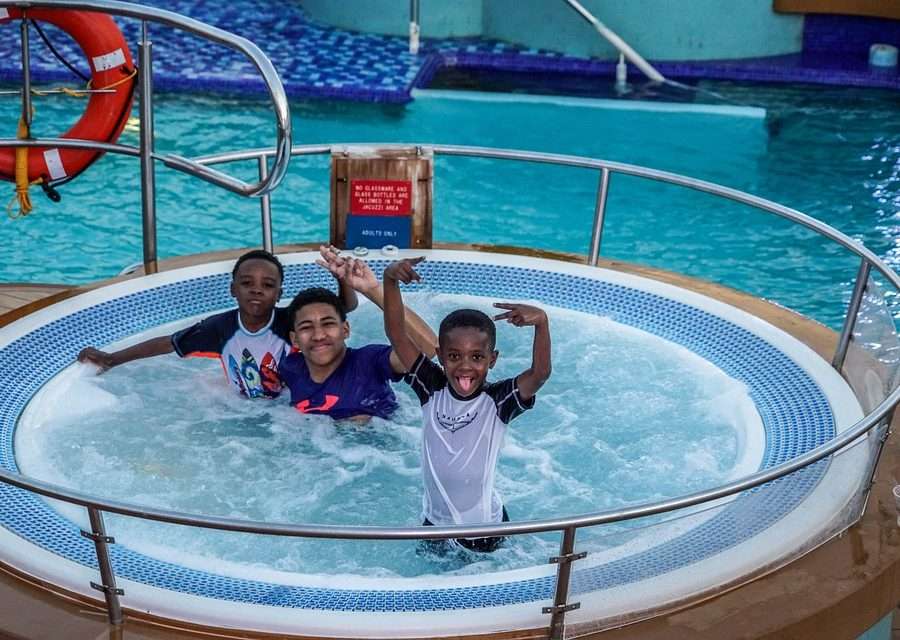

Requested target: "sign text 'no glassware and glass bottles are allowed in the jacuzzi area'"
[{"left": 346, "top": 179, "right": 412, "bottom": 248}]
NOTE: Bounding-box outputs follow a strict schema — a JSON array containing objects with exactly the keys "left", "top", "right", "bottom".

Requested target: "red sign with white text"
[{"left": 350, "top": 179, "right": 412, "bottom": 216}]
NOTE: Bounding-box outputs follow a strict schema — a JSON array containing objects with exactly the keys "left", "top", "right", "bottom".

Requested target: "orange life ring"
[{"left": 0, "top": 8, "right": 135, "bottom": 185}]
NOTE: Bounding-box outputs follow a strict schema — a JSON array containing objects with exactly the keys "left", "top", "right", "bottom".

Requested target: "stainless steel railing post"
[
  {"left": 138, "top": 20, "right": 158, "bottom": 275},
  {"left": 409, "top": 0, "right": 420, "bottom": 54},
  {"left": 83, "top": 507, "right": 123, "bottom": 625},
  {"left": 588, "top": 167, "right": 611, "bottom": 266},
  {"left": 833, "top": 257, "right": 872, "bottom": 371},
  {"left": 257, "top": 154, "right": 273, "bottom": 252},
  {"left": 544, "top": 526, "right": 586, "bottom": 640},
  {"left": 859, "top": 407, "right": 895, "bottom": 517},
  {"left": 19, "top": 17, "right": 32, "bottom": 128}
]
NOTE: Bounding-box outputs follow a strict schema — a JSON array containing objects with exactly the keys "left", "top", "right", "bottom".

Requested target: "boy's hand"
[
  {"left": 77, "top": 347, "right": 115, "bottom": 372},
  {"left": 317, "top": 245, "right": 378, "bottom": 293},
  {"left": 493, "top": 303, "right": 548, "bottom": 327},
  {"left": 496, "top": 303, "right": 552, "bottom": 401},
  {"left": 383, "top": 257, "right": 425, "bottom": 284}
]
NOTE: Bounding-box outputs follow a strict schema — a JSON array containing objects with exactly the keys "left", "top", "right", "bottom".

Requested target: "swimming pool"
[{"left": 1, "top": 82, "right": 898, "bottom": 330}]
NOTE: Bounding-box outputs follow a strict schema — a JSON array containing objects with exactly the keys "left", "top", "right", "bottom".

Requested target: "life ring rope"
[
  {"left": 7, "top": 67, "right": 138, "bottom": 219},
  {"left": 9, "top": 116, "right": 39, "bottom": 219},
  {"left": 88, "top": 67, "right": 138, "bottom": 92}
]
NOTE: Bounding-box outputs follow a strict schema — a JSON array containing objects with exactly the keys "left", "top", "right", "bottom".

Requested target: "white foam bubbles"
[{"left": 15, "top": 292, "right": 763, "bottom": 579}]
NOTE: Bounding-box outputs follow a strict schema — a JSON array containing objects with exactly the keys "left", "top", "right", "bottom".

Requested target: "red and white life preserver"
[{"left": 0, "top": 8, "right": 135, "bottom": 184}]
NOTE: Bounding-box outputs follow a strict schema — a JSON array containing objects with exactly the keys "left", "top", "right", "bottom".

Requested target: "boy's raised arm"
[
  {"left": 318, "top": 245, "right": 437, "bottom": 358},
  {"left": 78, "top": 335, "right": 175, "bottom": 373},
  {"left": 337, "top": 274, "right": 359, "bottom": 312},
  {"left": 383, "top": 258, "right": 427, "bottom": 371},
  {"left": 360, "top": 278, "right": 437, "bottom": 359},
  {"left": 493, "top": 303, "right": 551, "bottom": 400}
]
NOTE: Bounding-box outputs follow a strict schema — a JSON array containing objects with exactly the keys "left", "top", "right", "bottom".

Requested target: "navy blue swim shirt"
[{"left": 280, "top": 344, "right": 404, "bottom": 420}]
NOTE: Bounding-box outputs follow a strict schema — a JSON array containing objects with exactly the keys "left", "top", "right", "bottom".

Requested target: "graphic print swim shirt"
[
  {"left": 171, "top": 308, "right": 291, "bottom": 398},
  {"left": 405, "top": 353, "right": 535, "bottom": 526}
]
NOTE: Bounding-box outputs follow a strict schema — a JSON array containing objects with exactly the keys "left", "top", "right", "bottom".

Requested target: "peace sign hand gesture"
[
  {"left": 317, "top": 244, "right": 378, "bottom": 293},
  {"left": 492, "top": 302, "right": 548, "bottom": 328}
]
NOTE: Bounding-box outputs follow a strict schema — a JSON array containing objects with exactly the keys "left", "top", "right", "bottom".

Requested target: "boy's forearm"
[
  {"left": 338, "top": 278, "right": 359, "bottom": 312},
  {"left": 383, "top": 276, "right": 422, "bottom": 370},
  {"left": 360, "top": 283, "right": 384, "bottom": 307},
  {"left": 518, "top": 320, "right": 551, "bottom": 399},
  {"left": 364, "top": 285, "right": 437, "bottom": 358},
  {"left": 111, "top": 335, "right": 175, "bottom": 367},
  {"left": 382, "top": 277, "right": 406, "bottom": 344},
  {"left": 531, "top": 321, "right": 552, "bottom": 383}
]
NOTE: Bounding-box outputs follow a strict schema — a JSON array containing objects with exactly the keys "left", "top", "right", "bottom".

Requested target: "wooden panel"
[
  {"left": 0, "top": 284, "right": 69, "bottom": 316},
  {"left": 774, "top": 0, "right": 900, "bottom": 20},
  {"left": 330, "top": 146, "right": 433, "bottom": 250}
]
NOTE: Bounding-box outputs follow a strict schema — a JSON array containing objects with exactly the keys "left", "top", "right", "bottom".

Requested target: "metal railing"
[
  {"left": 0, "top": 0, "right": 292, "bottom": 273},
  {"left": 561, "top": 0, "right": 665, "bottom": 84},
  {"left": 0, "top": 140, "right": 898, "bottom": 637},
  {"left": 409, "top": 0, "right": 420, "bottom": 54},
  {"left": 1, "top": 3, "right": 899, "bottom": 639}
]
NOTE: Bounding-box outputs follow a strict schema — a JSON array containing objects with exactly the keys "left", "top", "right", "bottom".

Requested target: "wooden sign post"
[{"left": 330, "top": 146, "right": 433, "bottom": 250}]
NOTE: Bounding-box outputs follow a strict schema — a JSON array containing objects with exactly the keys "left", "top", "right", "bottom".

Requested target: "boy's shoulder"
[
  {"left": 172, "top": 309, "right": 240, "bottom": 355},
  {"left": 482, "top": 376, "right": 516, "bottom": 393},
  {"left": 200, "top": 307, "right": 239, "bottom": 327},
  {"left": 404, "top": 354, "right": 447, "bottom": 402},
  {"left": 350, "top": 343, "right": 392, "bottom": 360},
  {"left": 280, "top": 348, "right": 306, "bottom": 372},
  {"left": 482, "top": 377, "right": 536, "bottom": 422},
  {"left": 270, "top": 306, "right": 293, "bottom": 341},
  {"left": 347, "top": 344, "right": 402, "bottom": 383}
]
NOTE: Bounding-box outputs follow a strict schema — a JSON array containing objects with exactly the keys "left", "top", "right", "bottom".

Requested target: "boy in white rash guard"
[
  {"left": 382, "top": 257, "right": 552, "bottom": 552},
  {"left": 77, "top": 250, "right": 358, "bottom": 399}
]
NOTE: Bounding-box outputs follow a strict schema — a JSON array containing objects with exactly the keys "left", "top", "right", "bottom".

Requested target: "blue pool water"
[
  {"left": 16, "top": 294, "right": 754, "bottom": 576},
  {"left": 0, "top": 82, "right": 898, "bottom": 329}
]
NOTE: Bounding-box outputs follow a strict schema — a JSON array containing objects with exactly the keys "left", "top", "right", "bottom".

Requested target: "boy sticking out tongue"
[{"left": 382, "top": 256, "right": 552, "bottom": 553}]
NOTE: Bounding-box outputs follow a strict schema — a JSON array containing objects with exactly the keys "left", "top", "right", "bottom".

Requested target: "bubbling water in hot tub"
[{"left": 15, "top": 293, "right": 760, "bottom": 578}]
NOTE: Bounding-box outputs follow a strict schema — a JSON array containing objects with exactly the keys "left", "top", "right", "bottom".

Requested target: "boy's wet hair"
[
  {"left": 287, "top": 287, "right": 347, "bottom": 324},
  {"left": 439, "top": 309, "right": 496, "bottom": 350},
  {"left": 232, "top": 249, "right": 284, "bottom": 282}
]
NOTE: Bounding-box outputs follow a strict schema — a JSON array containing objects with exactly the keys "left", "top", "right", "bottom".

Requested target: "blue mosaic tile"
[
  {"left": 0, "top": 1, "right": 893, "bottom": 109},
  {"left": 0, "top": 261, "right": 836, "bottom": 612}
]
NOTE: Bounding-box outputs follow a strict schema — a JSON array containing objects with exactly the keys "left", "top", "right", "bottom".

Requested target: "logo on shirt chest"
[
  {"left": 437, "top": 409, "right": 477, "bottom": 433},
  {"left": 296, "top": 395, "right": 340, "bottom": 414}
]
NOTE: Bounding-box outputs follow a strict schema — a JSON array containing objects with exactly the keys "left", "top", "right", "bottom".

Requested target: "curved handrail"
[
  {"left": 0, "top": 0, "right": 292, "bottom": 196},
  {"left": 1, "top": 144, "right": 898, "bottom": 541},
  {"left": 0, "top": 375, "right": 894, "bottom": 540},
  {"left": 192, "top": 141, "right": 900, "bottom": 292}
]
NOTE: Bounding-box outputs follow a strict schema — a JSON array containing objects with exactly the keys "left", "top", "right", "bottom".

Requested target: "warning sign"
[{"left": 350, "top": 179, "right": 412, "bottom": 216}]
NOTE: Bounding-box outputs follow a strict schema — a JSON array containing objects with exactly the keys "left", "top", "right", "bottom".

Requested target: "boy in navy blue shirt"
[
  {"left": 280, "top": 288, "right": 403, "bottom": 419},
  {"left": 281, "top": 247, "right": 436, "bottom": 420}
]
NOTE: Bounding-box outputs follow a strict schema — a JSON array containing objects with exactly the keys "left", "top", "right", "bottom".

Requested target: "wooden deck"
[{"left": 0, "top": 284, "right": 71, "bottom": 316}]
